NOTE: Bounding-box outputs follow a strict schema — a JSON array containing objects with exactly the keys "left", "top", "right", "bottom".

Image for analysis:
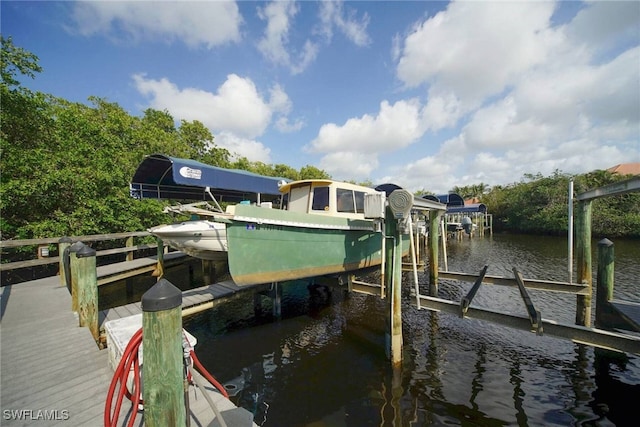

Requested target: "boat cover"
[
  {"left": 446, "top": 203, "right": 487, "bottom": 214},
  {"left": 422, "top": 193, "right": 465, "bottom": 207},
  {"left": 130, "top": 154, "right": 288, "bottom": 203}
]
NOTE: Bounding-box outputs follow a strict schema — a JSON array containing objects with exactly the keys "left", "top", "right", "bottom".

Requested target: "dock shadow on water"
[{"left": 176, "top": 234, "right": 639, "bottom": 426}]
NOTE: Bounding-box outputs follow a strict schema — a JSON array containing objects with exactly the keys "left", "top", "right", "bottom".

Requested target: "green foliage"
[
  {"left": 479, "top": 170, "right": 639, "bottom": 237},
  {"left": 1, "top": 35, "right": 42, "bottom": 87},
  {"left": 0, "top": 38, "right": 332, "bottom": 240}
]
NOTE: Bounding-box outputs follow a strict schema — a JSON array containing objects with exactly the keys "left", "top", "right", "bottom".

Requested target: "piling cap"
[
  {"left": 141, "top": 278, "right": 182, "bottom": 312},
  {"left": 76, "top": 244, "right": 96, "bottom": 258},
  {"left": 598, "top": 238, "right": 613, "bottom": 247},
  {"left": 58, "top": 236, "right": 73, "bottom": 244},
  {"left": 69, "top": 241, "right": 85, "bottom": 253}
]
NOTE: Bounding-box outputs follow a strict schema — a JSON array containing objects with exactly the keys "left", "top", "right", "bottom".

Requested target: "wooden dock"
[
  {"left": 99, "top": 279, "right": 268, "bottom": 341},
  {"left": 1, "top": 275, "right": 257, "bottom": 426}
]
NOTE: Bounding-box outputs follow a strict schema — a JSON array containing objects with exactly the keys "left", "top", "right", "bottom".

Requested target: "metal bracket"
[
  {"left": 460, "top": 265, "right": 488, "bottom": 317},
  {"left": 513, "top": 267, "right": 543, "bottom": 335}
]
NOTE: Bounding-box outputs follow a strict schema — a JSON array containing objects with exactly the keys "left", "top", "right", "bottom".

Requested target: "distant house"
[{"left": 607, "top": 163, "right": 640, "bottom": 176}]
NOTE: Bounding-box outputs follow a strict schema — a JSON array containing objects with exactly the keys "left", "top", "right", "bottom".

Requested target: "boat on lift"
[{"left": 149, "top": 178, "right": 446, "bottom": 286}]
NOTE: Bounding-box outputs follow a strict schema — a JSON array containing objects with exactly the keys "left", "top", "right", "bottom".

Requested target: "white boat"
[
  {"left": 149, "top": 219, "right": 228, "bottom": 260},
  {"left": 149, "top": 200, "right": 233, "bottom": 260}
]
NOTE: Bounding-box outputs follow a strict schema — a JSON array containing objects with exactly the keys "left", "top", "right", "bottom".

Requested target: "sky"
[{"left": 2, "top": 0, "right": 639, "bottom": 193}]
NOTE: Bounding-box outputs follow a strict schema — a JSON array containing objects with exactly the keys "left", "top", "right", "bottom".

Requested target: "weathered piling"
[
  {"left": 428, "top": 209, "right": 441, "bottom": 296},
  {"left": 595, "top": 239, "right": 615, "bottom": 329},
  {"left": 58, "top": 236, "right": 72, "bottom": 287},
  {"left": 575, "top": 199, "right": 593, "bottom": 326},
  {"left": 142, "top": 279, "right": 186, "bottom": 427},
  {"left": 384, "top": 209, "right": 403, "bottom": 366},
  {"left": 68, "top": 240, "right": 85, "bottom": 312},
  {"left": 76, "top": 244, "right": 99, "bottom": 341}
]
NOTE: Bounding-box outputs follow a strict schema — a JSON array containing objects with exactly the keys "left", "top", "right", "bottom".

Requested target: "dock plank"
[{"left": 1, "top": 272, "right": 256, "bottom": 426}]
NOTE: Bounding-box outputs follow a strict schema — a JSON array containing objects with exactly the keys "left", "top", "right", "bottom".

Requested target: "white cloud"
[
  {"left": 70, "top": 1, "right": 242, "bottom": 48},
  {"left": 319, "top": 152, "right": 379, "bottom": 179},
  {"left": 567, "top": 0, "right": 640, "bottom": 52},
  {"left": 380, "top": 0, "right": 639, "bottom": 193},
  {"left": 396, "top": 1, "right": 555, "bottom": 105},
  {"left": 308, "top": 99, "right": 424, "bottom": 154},
  {"left": 257, "top": 1, "right": 319, "bottom": 75},
  {"left": 133, "top": 73, "right": 272, "bottom": 139},
  {"left": 215, "top": 132, "right": 271, "bottom": 164},
  {"left": 256, "top": 0, "right": 370, "bottom": 74},
  {"left": 318, "top": 0, "right": 371, "bottom": 47}
]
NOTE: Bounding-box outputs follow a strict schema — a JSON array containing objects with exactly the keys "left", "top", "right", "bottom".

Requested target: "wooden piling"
[
  {"left": 76, "top": 244, "right": 99, "bottom": 342},
  {"left": 58, "top": 237, "right": 72, "bottom": 287},
  {"left": 69, "top": 241, "right": 85, "bottom": 312},
  {"left": 142, "top": 279, "right": 186, "bottom": 427},
  {"left": 202, "top": 259, "right": 216, "bottom": 285},
  {"left": 428, "top": 209, "right": 441, "bottom": 296},
  {"left": 575, "top": 200, "right": 593, "bottom": 326},
  {"left": 383, "top": 208, "right": 403, "bottom": 365},
  {"left": 595, "top": 239, "right": 615, "bottom": 329}
]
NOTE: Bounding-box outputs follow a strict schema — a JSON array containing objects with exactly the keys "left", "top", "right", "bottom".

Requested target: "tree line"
[
  {"left": 453, "top": 171, "right": 640, "bottom": 237},
  {"left": 1, "top": 37, "right": 638, "bottom": 243},
  {"left": 1, "top": 36, "right": 328, "bottom": 242}
]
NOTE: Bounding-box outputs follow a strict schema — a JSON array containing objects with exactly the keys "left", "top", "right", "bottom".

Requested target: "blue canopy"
[
  {"left": 130, "top": 154, "right": 288, "bottom": 203},
  {"left": 422, "top": 193, "right": 465, "bottom": 207},
  {"left": 446, "top": 203, "right": 487, "bottom": 214}
]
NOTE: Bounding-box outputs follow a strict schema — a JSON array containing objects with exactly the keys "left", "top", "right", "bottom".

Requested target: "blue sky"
[{"left": 3, "top": 0, "right": 639, "bottom": 193}]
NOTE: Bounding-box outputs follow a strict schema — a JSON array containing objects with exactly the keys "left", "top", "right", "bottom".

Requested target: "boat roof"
[
  {"left": 446, "top": 203, "right": 487, "bottom": 214},
  {"left": 130, "top": 154, "right": 289, "bottom": 202},
  {"left": 277, "top": 179, "right": 378, "bottom": 194}
]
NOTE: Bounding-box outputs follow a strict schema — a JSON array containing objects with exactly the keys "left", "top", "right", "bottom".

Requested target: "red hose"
[
  {"left": 190, "top": 349, "right": 229, "bottom": 398},
  {"left": 104, "top": 328, "right": 143, "bottom": 427},
  {"left": 104, "top": 328, "right": 228, "bottom": 426}
]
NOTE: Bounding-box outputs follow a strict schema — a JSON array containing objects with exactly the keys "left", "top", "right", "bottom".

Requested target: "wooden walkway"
[
  {"left": 97, "top": 251, "right": 187, "bottom": 286},
  {"left": 99, "top": 280, "right": 267, "bottom": 339},
  {"left": 1, "top": 275, "right": 257, "bottom": 426}
]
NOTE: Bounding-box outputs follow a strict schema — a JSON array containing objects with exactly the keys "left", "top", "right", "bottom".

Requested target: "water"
[{"left": 183, "top": 234, "right": 640, "bottom": 426}]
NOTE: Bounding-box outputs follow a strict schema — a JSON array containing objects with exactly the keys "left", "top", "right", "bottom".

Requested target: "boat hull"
[
  {"left": 226, "top": 205, "right": 395, "bottom": 286},
  {"left": 149, "top": 220, "right": 227, "bottom": 260}
]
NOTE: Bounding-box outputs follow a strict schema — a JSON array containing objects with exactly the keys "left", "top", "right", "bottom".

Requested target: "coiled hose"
[{"left": 104, "top": 328, "right": 229, "bottom": 427}]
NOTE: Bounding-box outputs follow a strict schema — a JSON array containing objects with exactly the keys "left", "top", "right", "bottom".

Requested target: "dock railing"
[{"left": 0, "top": 231, "right": 162, "bottom": 285}]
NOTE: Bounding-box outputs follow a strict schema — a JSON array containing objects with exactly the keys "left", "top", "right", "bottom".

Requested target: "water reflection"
[{"left": 180, "top": 234, "right": 639, "bottom": 426}]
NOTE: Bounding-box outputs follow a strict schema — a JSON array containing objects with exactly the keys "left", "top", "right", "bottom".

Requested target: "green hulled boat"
[{"left": 225, "top": 180, "right": 395, "bottom": 286}]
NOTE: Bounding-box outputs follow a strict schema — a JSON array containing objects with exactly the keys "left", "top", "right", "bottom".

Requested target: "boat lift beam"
[
  {"left": 513, "top": 267, "right": 543, "bottom": 335},
  {"left": 416, "top": 295, "right": 640, "bottom": 355},
  {"left": 460, "top": 265, "right": 488, "bottom": 317}
]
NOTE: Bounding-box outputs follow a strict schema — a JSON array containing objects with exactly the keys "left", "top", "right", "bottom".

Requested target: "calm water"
[{"left": 182, "top": 234, "right": 640, "bottom": 426}]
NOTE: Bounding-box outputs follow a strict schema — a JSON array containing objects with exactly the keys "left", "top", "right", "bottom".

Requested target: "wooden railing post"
[
  {"left": 428, "top": 209, "right": 441, "bottom": 296},
  {"left": 575, "top": 199, "right": 593, "bottom": 326},
  {"left": 142, "top": 279, "right": 185, "bottom": 427},
  {"left": 76, "top": 244, "right": 99, "bottom": 342},
  {"left": 126, "top": 236, "right": 134, "bottom": 262},
  {"left": 58, "top": 237, "right": 72, "bottom": 287},
  {"left": 595, "top": 238, "right": 615, "bottom": 329}
]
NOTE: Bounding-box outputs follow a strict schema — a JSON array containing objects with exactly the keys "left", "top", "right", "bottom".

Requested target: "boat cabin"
[{"left": 278, "top": 180, "right": 381, "bottom": 219}]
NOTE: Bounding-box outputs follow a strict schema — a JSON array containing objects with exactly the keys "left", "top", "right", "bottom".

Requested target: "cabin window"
[
  {"left": 311, "top": 186, "right": 330, "bottom": 211},
  {"left": 354, "top": 191, "right": 366, "bottom": 213},
  {"left": 337, "top": 188, "right": 355, "bottom": 213}
]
